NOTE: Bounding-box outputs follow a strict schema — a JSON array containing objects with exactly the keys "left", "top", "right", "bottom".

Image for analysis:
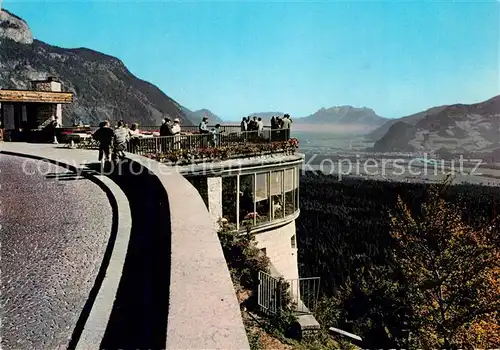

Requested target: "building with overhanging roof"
[{"left": 0, "top": 77, "right": 73, "bottom": 132}]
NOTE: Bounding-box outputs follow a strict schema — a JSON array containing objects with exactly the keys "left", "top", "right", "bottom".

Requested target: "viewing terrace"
[
  {"left": 69, "top": 125, "right": 299, "bottom": 164},
  {"left": 1, "top": 122, "right": 303, "bottom": 349}
]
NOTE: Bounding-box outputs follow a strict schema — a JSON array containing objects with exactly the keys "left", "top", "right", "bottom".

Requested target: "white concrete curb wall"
[{"left": 127, "top": 154, "right": 250, "bottom": 350}]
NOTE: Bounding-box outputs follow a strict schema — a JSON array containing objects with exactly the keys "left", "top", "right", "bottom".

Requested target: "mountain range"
[
  {"left": 295, "top": 106, "right": 387, "bottom": 127},
  {"left": 371, "top": 95, "right": 500, "bottom": 156},
  {"left": 197, "top": 108, "right": 388, "bottom": 129},
  {"left": 2, "top": 7, "right": 498, "bottom": 154}
]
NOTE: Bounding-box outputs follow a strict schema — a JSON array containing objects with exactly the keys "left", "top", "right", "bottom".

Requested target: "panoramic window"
[
  {"left": 239, "top": 174, "right": 255, "bottom": 228},
  {"left": 284, "top": 168, "right": 295, "bottom": 216},
  {"left": 294, "top": 167, "right": 300, "bottom": 212},
  {"left": 189, "top": 166, "right": 300, "bottom": 231},
  {"left": 255, "top": 172, "right": 270, "bottom": 225},
  {"left": 271, "top": 170, "right": 284, "bottom": 220}
]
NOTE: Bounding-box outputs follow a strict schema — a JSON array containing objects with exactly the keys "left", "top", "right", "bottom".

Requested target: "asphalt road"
[{"left": 0, "top": 154, "right": 113, "bottom": 349}]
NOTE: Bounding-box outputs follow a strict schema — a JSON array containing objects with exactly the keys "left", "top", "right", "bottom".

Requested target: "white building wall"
[
  {"left": 254, "top": 221, "right": 299, "bottom": 282},
  {"left": 207, "top": 177, "right": 223, "bottom": 227}
]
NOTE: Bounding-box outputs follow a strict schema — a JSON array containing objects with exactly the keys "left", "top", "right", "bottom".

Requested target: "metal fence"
[
  {"left": 257, "top": 271, "right": 282, "bottom": 316},
  {"left": 257, "top": 271, "right": 321, "bottom": 316},
  {"left": 288, "top": 277, "right": 321, "bottom": 315},
  {"left": 88, "top": 124, "right": 271, "bottom": 134},
  {"left": 127, "top": 129, "right": 290, "bottom": 155}
]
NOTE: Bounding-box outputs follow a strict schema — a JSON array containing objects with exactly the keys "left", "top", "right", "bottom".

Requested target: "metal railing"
[
  {"left": 257, "top": 271, "right": 321, "bottom": 316},
  {"left": 127, "top": 129, "right": 291, "bottom": 155},
  {"left": 288, "top": 277, "right": 321, "bottom": 315},
  {"left": 87, "top": 124, "right": 272, "bottom": 134}
]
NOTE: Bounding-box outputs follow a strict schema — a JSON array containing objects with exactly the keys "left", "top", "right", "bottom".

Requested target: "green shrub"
[{"left": 218, "top": 223, "right": 270, "bottom": 291}]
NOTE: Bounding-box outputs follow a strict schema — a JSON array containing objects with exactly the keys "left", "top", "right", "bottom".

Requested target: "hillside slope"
[
  {"left": 371, "top": 95, "right": 500, "bottom": 154},
  {"left": 0, "top": 9, "right": 192, "bottom": 126},
  {"left": 182, "top": 107, "right": 224, "bottom": 125},
  {"left": 368, "top": 105, "right": 448, "bottom": 141}
]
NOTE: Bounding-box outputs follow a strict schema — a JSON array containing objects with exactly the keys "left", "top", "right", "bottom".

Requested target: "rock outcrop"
[{"left": 0, "top": 9, "right": 33, "bottom": 44}]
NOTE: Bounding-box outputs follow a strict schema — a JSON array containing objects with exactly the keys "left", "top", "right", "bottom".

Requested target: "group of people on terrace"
[
  {"left": 92, "top": 120, "right": 140, "bottom": 164},
  {"left": 159, "top": 117, "right": 182, "bottom": 136},
  {"left": 91, "top": 112, "right": 294, "bottom": 163},
  {"left": 241, "top": 114, "right": 293, "bottom": 140}
]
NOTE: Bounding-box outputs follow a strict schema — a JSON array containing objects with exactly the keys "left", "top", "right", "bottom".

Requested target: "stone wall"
[{"left": 31, "top": 81, "right": 52, "bottom": 92}]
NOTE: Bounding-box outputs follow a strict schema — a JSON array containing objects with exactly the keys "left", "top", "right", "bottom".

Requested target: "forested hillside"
[{"left": 297, "top": 173, "right": 500, "bottom": 348}]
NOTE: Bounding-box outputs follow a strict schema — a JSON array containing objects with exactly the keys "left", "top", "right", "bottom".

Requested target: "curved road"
[{"left": 0, "top": 154, "right": 113, "bottom": 349}]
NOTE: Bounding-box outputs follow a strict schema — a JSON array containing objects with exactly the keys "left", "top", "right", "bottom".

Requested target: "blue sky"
[{"left": 3, "top": 0, "right": 499, "bottom": 120}]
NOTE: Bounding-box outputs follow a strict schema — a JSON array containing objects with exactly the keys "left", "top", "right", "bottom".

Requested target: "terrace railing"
[
  {"left": 127, "top": 129, "right": 291, "bottom": 156},
  {"left": 87, "top": 125, "right": 271, "bottom": 133}
]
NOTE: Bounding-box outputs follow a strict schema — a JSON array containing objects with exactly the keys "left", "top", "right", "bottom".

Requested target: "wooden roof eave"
[{"left": 0, "top": 90, "right": 73, "bottom": 104}]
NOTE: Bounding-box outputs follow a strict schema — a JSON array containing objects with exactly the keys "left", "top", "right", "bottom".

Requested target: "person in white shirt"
[
  {"left": 257, "top": 117, "right": 264, "bottom": 136},
  {"left": 172, "top": 118, "right": 181, "bottom": 149},
  {"left": 171, "top": 118, "right": 181, "bottom": 135},
  {"left": 129, "top": 123, "right": 141, "bottom": 137},
  {"left": 211, "top": 124, "right": 221, "bottom": 147}
]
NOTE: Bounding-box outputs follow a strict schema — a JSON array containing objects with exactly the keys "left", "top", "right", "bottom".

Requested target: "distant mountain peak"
[
  {"left": 182, "top": 107, "right": 224, "bottom": 124},
  {"left": 296, "top": 105, "right": 386, "bottom": 129}
]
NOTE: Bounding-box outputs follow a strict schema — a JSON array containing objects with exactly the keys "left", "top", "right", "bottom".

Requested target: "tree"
[{"left": 390, "top": 177, "right": 500, "bottom": 348}]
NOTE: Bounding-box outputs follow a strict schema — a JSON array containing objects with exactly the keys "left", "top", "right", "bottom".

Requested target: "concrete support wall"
[
  {"left": 207, "top": 177, "right": 223, "bottom": 226},
  {"left": 254, "top": 221, "right": 299, "bottom": 282}
]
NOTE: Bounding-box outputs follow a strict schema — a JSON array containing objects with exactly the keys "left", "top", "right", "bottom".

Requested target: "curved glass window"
[
  {"left": 284, "top": 168, "right": 295, "bottom": 216},
  {"left": 271, "top": 170, "right": 284, "bottom": 220},
  {"left": 255, "top": 172, "right": 270, "bottom": 225},
  {"left": 187, "top": 165, "right": 300, "bottom": 232},
  {"left": 239, "top": 174, "right": 254, "bottom": 229},
  {"left": 237, "top": 165, "right": 300, "bottom": 231}
]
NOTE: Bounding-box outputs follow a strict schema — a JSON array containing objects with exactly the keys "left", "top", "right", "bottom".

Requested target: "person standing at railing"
[
  {"left": 210, "top": 123, "right": 221, "bottom": 147},
  {"left": 160, "top": 117, "right": 173, "bottom": 151},
  {"left": 270, "top": 116, "right": 278, "bottom": 141},
  {"left": 160, "top": 117, "right": 172, "bottom": 137},
  {"left": 281, "top": 114, "right": 292, "bottom": 140},
  {"left": 257, "top": 117, "right": 264, "bottom": 137},
  {"left": 240, "top": 117, "right": 248, "bottom": 132},
  {"left": 199, "top": 116, "right": 210, "bottom": 147},
  {"left": 248, "top": 116, "right": 258, "bottom": 131},
  {"left": 171, "top": 118, "right": 181, "bottom": 149}
]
